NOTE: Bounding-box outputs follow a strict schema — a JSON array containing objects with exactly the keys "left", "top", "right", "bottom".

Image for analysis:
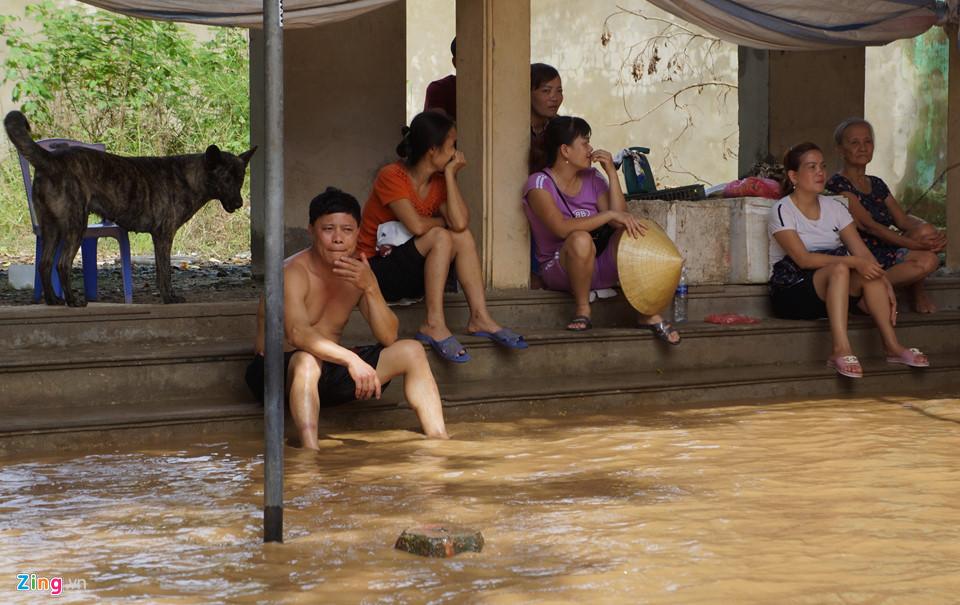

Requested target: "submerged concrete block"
[{"left": 395, "top": 525, "right": 484, "bottom": 557}]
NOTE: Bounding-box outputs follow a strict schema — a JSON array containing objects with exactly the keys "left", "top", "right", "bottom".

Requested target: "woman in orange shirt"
[{"left": 358, "top": 110, "right": 526, "bottom": 363}]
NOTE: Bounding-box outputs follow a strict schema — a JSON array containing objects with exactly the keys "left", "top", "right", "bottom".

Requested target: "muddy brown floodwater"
[{"left": 2, "top": 397, "right": 960, "bottom": 603}]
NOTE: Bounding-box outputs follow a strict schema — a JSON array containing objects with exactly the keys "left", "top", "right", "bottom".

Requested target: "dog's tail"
[{"left": 4, "top": 111, "right": 51, "bottom": 171}]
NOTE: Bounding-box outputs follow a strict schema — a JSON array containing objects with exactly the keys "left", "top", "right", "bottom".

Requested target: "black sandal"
[
  {"left": 642, "top": 320, "right": 680, "bottom": 345},
  {"left": 566, "top": 315, "right": 592, "bottom": 332}
]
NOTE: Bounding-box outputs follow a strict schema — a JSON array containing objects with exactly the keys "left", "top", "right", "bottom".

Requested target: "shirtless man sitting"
[{"left": 246, "top": 187, "right": 449, "bottom": 448}]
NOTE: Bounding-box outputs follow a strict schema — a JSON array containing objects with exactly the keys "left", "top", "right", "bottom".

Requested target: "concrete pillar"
[
  {"left": 250, "top": 3, "right": 406, "bottom": 275},
  {"left": 947, "top": 23, "right": 960, "bottom": 271},
  {"left": 738, "top": 47, "right": 864, "bottom": 173},
  {"left": 455, "top": 0, "right": 531, "bottom": 289},
  {"left": 737, "top": 48, "right": 769, "bottom": 178}
]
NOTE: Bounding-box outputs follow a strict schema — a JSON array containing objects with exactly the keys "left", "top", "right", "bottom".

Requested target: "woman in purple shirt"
[{"left": 523, "top": 116, "right": 680, "bottom": 343}]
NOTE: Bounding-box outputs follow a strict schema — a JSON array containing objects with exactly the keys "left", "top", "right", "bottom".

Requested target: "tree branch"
[{"left": 615, "top": 82, "right": 738, "bottom": 126}]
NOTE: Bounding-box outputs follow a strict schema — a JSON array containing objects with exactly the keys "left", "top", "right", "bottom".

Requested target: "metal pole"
[{"left": 263, "top": 0, "right": 285, "bottom": 543}]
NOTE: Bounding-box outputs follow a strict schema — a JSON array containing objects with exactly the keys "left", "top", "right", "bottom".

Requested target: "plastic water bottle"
[{"left": 673, "top": 267, "right": 688, "bottom": 323}]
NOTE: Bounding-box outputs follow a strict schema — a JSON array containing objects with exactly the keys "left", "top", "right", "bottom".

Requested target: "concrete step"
[
  {"left": 5, "top": 352, "right": 956, "bottom": 456},
  {"left": 310, "top": 353, "right": 960, "bottom": 431},
  {"left": 2, "top": 397, "right": 259, "bottom": 434},
  {"left": 350, "top": 278, "right": 960, "bottom": 339},
  {"left": 3, "top": 311, "right": 958, "bottom": 410},
  {"left": 0, "top": 398, "right": 262, "bottom": 456},
  {"left": 0, "top": 341, "right": 255, "bottom": 409},
  {"left": 427, "top": 310, "right": 960, "bottom": 383},
  {"left": 0, "top": 290, "right": 636, "bottom": 349},
  {"left": 3, "top": 280, "right": 958, "bottom": 453},
  {"left": 1, "top": 301, "right": 256, "bottom": 350},
  {"left": 6, "top": 278, "right": 959, "bottom": 350}
]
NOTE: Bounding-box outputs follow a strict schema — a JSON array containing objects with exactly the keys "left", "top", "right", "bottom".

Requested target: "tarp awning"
[
  {"left": 647, "top": 0, "right": 951, "bottom": 50},
  {"left": 84, "top": 0, "right": 954, "bottom": 46},
  {"left": 81, "top": 0, "right": 400, "bottom": 28}
]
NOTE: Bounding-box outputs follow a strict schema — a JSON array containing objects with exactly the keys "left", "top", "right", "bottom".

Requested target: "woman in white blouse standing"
[{"left": 768, "top": 142, "right": 929, "bottom": 378}]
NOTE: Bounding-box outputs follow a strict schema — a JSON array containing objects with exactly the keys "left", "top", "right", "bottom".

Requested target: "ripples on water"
[{"left": 2, "top": 397, "right": 960, "bottom": 603}]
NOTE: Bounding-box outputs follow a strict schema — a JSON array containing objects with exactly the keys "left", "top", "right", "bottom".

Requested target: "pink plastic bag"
[{"left": 723, "top": 177, "right": 781, "bottom": 199}]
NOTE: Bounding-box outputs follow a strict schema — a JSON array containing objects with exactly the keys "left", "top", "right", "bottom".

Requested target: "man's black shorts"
[
  {"left": 244, "top": 344, "right": 390, "bottom": 407},
  {"left": 368, "top": 238, "right": 426, "bottom": 302}
]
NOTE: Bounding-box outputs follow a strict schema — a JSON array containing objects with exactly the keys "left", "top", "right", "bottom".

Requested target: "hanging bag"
[{"left": 542, "top": 170, "right": 615, "bottom": 256}]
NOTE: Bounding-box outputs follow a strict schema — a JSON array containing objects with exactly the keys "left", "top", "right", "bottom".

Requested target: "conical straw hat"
[{"left": 617, "top": 219, "right": 683, "bottom": 315}]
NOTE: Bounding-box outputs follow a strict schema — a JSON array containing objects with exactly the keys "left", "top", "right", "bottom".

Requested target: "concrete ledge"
[
  {"left": 3, "top": 284, "right": 958, "bottom": 455},
  {"left": 5, "top": 356, "right": 957, "bottom": 456},
  {"left": 627, "top": 195, "right": 850, "bottom": 285},
  {"left": 0, "top": 300, "right": 256, "bottom": 321},
  {"left": 0, "top": 300, "right": 259, "bottom": 350}
]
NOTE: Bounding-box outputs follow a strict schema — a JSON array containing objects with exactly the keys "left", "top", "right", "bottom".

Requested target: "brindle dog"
[{"left": 5, "top": 110, "right": 256, "bottom": 305}]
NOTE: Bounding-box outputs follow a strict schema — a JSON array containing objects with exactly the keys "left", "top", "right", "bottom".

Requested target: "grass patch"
[{"left": 0, "top": 151, "right": 35, "bottom": 258}]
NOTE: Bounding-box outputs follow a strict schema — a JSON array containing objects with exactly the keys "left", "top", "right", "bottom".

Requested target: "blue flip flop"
[
  {"left": 414, "top": 332, "right": 471, "bottom": 363},
  {"left": 469, "top": 328, "right": 529, "bottom": 350}
]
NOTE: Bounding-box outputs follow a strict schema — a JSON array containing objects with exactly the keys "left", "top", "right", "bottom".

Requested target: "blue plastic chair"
[{"left": 17, "top": 138, "right": 133, "bottom": 304}]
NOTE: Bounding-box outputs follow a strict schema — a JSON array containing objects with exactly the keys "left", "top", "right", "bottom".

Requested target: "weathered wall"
[
  {"left": 409, "top": 0, "right": 740, "bottom": 189},
  {"left": 250, "top": 1, "right": 406, "bottom": 269},
  {"left": 739, "top": 48, "right": 866, "bottom": 173},
  {"left": 767, "top": 48, "right": 865, "bottom": 171},
  {"left": 865, "top": 28, "right": 948, "bottom": 206},
  {"left": 406, "top": 1, "right": 947, "bottom": 202},
  {"left": 406, "top": 0, "right": 456, "bottom": 118}
]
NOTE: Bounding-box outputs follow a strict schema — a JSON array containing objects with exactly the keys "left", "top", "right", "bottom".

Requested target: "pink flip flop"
[
  {"left": 886, "top": 348, "right": 930, "bottom": 368},
  {"left": 827, "top": 355, "right": 863, "bottom": 378}
]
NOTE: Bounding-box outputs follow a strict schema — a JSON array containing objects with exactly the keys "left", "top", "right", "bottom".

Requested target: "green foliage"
[
  {"left": 900, "top": 27, "right": 947, "bottom": 226},
  {"left": 0, "top": 1, "right": 251, "bottom": 259}
]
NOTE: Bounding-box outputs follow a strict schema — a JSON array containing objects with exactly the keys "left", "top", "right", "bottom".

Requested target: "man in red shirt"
[{"left": 424, "top": 38, "right": 456, "bottom": 119}]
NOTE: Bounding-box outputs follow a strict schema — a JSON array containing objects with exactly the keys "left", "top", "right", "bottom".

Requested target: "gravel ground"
[{"left": 0, "top": 253, "right": 261, "bottom": 306}]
